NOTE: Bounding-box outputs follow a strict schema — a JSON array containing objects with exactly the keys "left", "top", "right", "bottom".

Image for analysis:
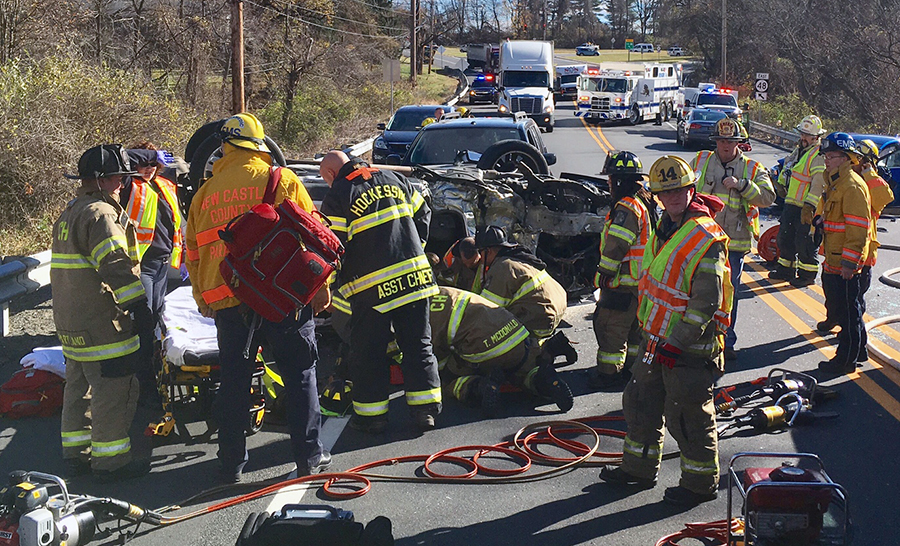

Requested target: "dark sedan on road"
[
  {"left": 677, "top": 108, "right": 727, "bottom": 149},
  {"left": 467, "top": 74, "right": 498, "bottom": 104},
  {"left": 373, "top": 105, "right": 454, "bottom": 163}
]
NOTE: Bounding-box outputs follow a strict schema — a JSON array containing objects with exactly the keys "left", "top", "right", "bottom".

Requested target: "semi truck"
[
  {"left": 497, "top": 40, "right": 555, "bottom": 131},
  {"left": 574, "top": 63, "right": 681, "bottom": 125},
  {"left": 467, "top": 44, "right": 499, "bottom": 71}
]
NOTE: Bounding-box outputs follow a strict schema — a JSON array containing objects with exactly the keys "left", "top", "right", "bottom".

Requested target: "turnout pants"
[
  {"left": 592, "top": 289, "right": 641, "bottom": 376},
  {"left": 821, "top": 270, "right": 868, "bottom": 365},
  {"left": 215, "top": 305, "right": 324, "bottom": 475},
  {"left": 349, "top": 298, "right": 442, "bottom": 418},
  {"left": 777, "top": 204, "right": 819, "bottom": 280},
  {"left": 445, "top": 339, "right": 539, "bottom": 402},
  {"left": 61, "top": 359, "right": 139, "bottom": 471},
  {"left": 621, "top": 344, "right": 721, "bottom": 494}
]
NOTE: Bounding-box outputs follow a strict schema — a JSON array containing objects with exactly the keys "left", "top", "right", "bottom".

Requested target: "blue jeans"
[
  {"left": 725, "top": 251, "right": 745, "bottom": 349},
  {"left": 215, "top": 305, "right": 323, "bottom": 474}
]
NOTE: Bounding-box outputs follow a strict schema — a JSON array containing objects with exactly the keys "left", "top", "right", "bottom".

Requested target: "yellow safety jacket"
[
  {"left": 125, "top": 174, "right": 184, "bottom": 267},
  {"left": 185, "top": 146, "right": 315, "bottom": 313},
  {"left": 860, "top": 167, "right": 895, "bottom": 266},
  {"left": 692, "top": 150, "right": 775, "bottom": 253},
  {"left": 779, "top": 144, "right": 826, "bottom": 208},
  {"left": 595, "top": 195, "right": 653, "bottom": 289},
  {"left": 51, "top": 187, "right": 145, "bottom": 362},
  {"left": 638, "top": 215, "right": 732, "bottom": 358},
  {"left": 821, "top": 162, "right": 872, "bottom": 275}
]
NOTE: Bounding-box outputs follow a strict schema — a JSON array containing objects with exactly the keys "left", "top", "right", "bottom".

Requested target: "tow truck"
[{"left": 574, "top": 63, "right": 681, "bottom": 125}]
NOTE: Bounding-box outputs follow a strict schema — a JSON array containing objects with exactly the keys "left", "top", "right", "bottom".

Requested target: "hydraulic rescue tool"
[
  {"left": 0, "top": 471, "right": 161, "bottom": 546},
  {"left": 719, "top": 392, "right": 839, "bottom": 433},
  {"left": 727, "top": 452, "right": 851, "bottom": 546},
  {"left": 715, "top": 369, "right": 821, "bottom": 415}
]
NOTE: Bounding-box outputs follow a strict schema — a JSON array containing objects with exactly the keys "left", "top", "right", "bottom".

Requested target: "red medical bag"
[{"left": 219, "top": 167, "right": 343, "bottom": 322}]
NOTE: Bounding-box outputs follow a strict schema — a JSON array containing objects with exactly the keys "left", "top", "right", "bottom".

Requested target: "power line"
[
  {"left": 244, "top": 0, "right": 407, "bottom": 39},
  {"left": 339, "top": 0, "right": 407, "bottom": 15},
  {"left": 267, "top": 0, "right": 404, "bottom": 31}
]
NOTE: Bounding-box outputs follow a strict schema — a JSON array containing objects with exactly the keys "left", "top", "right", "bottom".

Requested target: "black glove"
[{"left": 125, "top": 300, "right": 156, "bottom": 340}]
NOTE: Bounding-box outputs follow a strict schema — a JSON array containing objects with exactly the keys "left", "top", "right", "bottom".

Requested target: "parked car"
[
  {"left": 634, "top": 43, "right": 654, "bottom": 53},
  {"left": 467, "top": 73, "right": 498, "bottom": 104},
  {"left": 575, "top": 43, "right": 600, "bottom": 56},
  {"left": 668, "top": 46, "right": 684, "bottom": 56},
  {"left": 676, "top": 108, "right": 728, "bottom": 148},
  {"left": 849, "top": 133, "right": 900, "bottom": 206},
  {"left": 372, "top": 105, "right": 454, "bottom": 163}
]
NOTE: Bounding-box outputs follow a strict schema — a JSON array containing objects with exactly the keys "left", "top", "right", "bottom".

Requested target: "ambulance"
[
  {"left": 555, "top": 64, "right": 588, "bottom": 101},
  {"left": 574, "top": 63, "right": 681, "bottom": 124}
]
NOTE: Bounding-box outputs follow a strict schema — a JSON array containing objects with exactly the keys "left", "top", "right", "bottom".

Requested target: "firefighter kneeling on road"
[
  {"left": 589, "top": 151, "right": 656, "bottom": 391},
  {"left": 431, "top": 286, "right": 574, "bottom": 416},
  {"left": 600, "top": 155, "right": 732, "bottom": 507}
]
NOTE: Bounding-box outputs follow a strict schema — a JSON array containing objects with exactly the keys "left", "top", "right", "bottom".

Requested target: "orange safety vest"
[
  {"left": 125, "top": 175, "right": 184, "bottom": 267},
  {"left": 596, "top": 195, "right": 652, "bottom": 289},
  {"left": 638, "top": 216, "right": 732, "bottom": 352}
]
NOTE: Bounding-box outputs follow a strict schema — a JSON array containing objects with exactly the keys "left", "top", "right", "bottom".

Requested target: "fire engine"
[{"left": 574, "top": 63, "right": 681, "bottom": 125}]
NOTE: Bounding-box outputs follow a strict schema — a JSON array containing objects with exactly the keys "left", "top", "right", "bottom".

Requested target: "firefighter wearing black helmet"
[{"left": 589, "top": 151, "right": 657, "bottom": 390}]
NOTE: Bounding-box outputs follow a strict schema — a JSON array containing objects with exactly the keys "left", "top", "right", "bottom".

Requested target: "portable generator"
[{"left": 727, "top": 453, "right": 851, "bottom": 546}]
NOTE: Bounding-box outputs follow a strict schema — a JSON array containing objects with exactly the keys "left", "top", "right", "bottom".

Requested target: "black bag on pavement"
[{"left": 236, "top": 505, "right": 393, "bottom": 546}]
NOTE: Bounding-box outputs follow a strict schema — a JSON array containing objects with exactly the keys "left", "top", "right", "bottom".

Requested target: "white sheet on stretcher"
[{"left": 163, "top": 286, "right": 218, "bottom": 368}]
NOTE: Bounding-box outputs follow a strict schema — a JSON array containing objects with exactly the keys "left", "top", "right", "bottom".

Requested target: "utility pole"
[
  {"left": 720, "top": 0, "right": 727, "bottom": 87},
  {"left": 428, "top": 0, "right": 434, "bottom": 74},
  {"left": 542, "top": 0, "right": 547, "bottom": 41},
  {"left": 409, "top": 0, "right": 417, "bottom": 85},
  {"left": 231, "top": 0, "right": 245, "bottom": 113}
]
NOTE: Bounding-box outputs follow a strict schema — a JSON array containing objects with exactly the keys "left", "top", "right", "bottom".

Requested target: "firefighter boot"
[
  {"left": 411, "top": 404, "right": 439, "bottom": 432},
  {"left": 768, "top": 265, "right": 795, "bottom": 281},
  {"left": 598, "top": 466, "right": 657, "bottom": 489},
  {"left": 663, "top": 486, "right": 717, "bottom": 506},
  {"left": 544, "top": 331, "right": 578, "bottom": 367},
  {"left": 348, "top": 414, "right": 389, "bottom": 434},
  {"left": 533, "top": 365, "right": 574, "bottom": 412},
  {"left": 790, "top": 272, "right": 816, "bottom": 288},
  {"left": 474, "top": 375, "right": 501, "bottom": 418}
]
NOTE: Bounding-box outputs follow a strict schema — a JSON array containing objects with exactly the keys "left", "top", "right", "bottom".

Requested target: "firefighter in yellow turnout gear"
[
  {"left": 600, "top": 156, "right": 732, "bottom": 507},
  {"left": 590, "top": 151, "right": 657, "bottom": 390},
  {"left": 690, "top": 118, "right": 774, "bottom": 361},
  {"left": 431, "top": 286, "right": 574, "bottom": 416},
  {"left": 53, "top": 145, "right": 154, "bottom": 483}
]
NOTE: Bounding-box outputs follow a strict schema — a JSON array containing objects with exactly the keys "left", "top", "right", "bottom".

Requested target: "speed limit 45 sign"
[{"left": 755, "top": 72, "right": 769, "bottom": 101}]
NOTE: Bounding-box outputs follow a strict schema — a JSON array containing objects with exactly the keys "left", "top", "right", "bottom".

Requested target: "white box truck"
[
  {"left": 497, "top": 40, "right": 555, "bottom": 131},
  {"left": 556, "top": 64, "right": 588, "bottom": 101}
]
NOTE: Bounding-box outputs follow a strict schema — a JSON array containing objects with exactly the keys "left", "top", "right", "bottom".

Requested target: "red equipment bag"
[
  {"left": 218, "top": 167, "right": 344, "bottom": 322},
  {"left": 0, "top": 368, "right": 65, "bottom": 418}
]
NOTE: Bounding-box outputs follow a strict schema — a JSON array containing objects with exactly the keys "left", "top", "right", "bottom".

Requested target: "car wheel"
[
  {"left": 629, "top": 107, "right": 641, "bottom": 125},
  {"left": 546, "top": 125, "right": 554, "bottom": 133},
  {"left": 477, "top": 139, "right": 549, "bottom": 175}
]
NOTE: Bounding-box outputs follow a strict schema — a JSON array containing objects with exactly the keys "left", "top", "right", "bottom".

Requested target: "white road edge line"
[{"left": 264, "top": 415, "right": 348, "bottom": 512}]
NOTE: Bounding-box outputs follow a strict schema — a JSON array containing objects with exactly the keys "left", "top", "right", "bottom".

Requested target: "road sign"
[
  {"left": 755, "top": 79, "right": 769, "bottom": 93},
  {"left": 625, "top": 39, "right": 634, "bottom": 51},
  {"left": 756, "top": 72, "right": 769, "bottom": 80},
  {"left": 755, "top": 91, "right": 768, "bottom": 101},
  {"left": 382, "top": 59, "right": 400, "bottom": 82},
  {"left": 438, "top": 45, "right": 445, "bottom": 54},
  {"left": 755, "top": 71, "right": 769, "bottom": 101}
]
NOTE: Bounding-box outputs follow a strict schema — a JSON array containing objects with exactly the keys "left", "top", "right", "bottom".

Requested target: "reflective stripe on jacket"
[
  {"left": 478, "top": 255, "right": 567, "bottom": 338},
  {"left": 860, "top": 167, "right": 895, "bottom": 266},
  {"left": 821, "top": 162, "right": 872, "bottom": 274},
  {"left": 429, "top": 286, "right": 529, "bottom": 368},
  {"left": 692, "top": 150, "right": 775, "bottom": 253},
  {"left": 321, "top": 160, "right": 437, "bottom": 313},
  {"left": 125, "top": 175, "right": 184, "bottom": 267},
  {"left": 595, "top": 195, "right": 652, "bottom": 289},
  {"left": 638, "top": 215, "right": 732, "bottom": 357},
  {"left": 51, "top": 187, "right": 145, "bottom": 362},
  {"left": 780, "top": 144, "right": 825, "bottom": 208},
  {"left": 185, "top": 146, "right": 315, "bottom": 312}
]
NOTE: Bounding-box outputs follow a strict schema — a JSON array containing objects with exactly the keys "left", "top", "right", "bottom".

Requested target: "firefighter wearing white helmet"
[
  {"left": 816, "top": 132, "right": 873, "bottom": 375},
  {"left": 601, "top": 155, "right": 732, "bottom": 507},
  {"left": 690, "top": 117, "right": 774, "bottom": 363},
  {"left": 185, "top": 113, "right": 331, "bottom": 483},
  {"left": 771, "top": 114, "right": 827, "bottom": 287}
]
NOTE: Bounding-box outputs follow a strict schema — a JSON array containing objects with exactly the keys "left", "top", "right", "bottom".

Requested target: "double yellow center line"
[
  {"left": 743, "top": 259, "right": 900, "bottom": 422},
  {"left": 575, "top": 101, "right": 616, "bottom": 154}
]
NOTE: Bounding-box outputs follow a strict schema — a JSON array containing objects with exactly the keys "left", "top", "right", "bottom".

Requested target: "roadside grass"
[{"left": 401, "top": 62, "right": 459, "bottom": 104}]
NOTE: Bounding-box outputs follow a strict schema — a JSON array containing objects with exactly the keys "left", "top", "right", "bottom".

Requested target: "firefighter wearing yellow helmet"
[
  {"left": 185, "top": 113, "right": 331, "bottom": 483},
  {"left": 690, "top": 117, "right": 775, "bottom": 363},
  {"left": 771, "top": 114, "right": 827, "bottom": 287},
  {"left": 601, "top": 155, "right": 733, "bottom": 507}
]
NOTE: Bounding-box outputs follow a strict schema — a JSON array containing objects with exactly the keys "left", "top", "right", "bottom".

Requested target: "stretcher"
[{"left": 147, "top": 286, "right": 269, "bottom": 438}]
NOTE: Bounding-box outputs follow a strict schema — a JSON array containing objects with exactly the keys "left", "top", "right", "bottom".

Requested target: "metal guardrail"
[
  {"left": 0, "top": 250, "right": 51, "bottom": 336},
  {"left": 749, "top": 120, "right": 799, "bottom": 148}
]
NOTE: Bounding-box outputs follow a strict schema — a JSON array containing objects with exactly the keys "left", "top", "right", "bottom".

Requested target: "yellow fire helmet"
[
  {"left": 710, "top": 117, "right": 748, "bottom": 141},
  {"left": 220, "top": 112, "right": 270, "bottom": 153},
  {"left": 795, "top": 114, "right": 826, "bottom": 137},
  {"left": 648, "top": 155, "right": 696, "bottom": 194},
  {"left": 857, "top": 138, "right": 880, "bottom": 164}
]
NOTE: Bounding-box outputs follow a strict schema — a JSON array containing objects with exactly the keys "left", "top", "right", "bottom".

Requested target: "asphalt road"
[{"left": 2, "top": 108, "right": 899, "bottom": 546}]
